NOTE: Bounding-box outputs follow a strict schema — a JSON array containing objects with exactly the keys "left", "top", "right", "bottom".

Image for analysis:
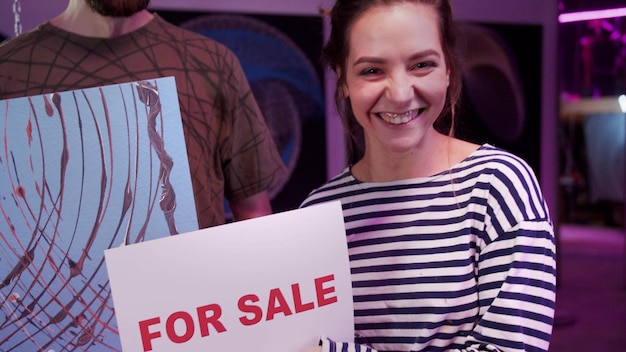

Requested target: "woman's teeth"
[{"left": 379, "top": 109, "right": 419, "bottom": 125}]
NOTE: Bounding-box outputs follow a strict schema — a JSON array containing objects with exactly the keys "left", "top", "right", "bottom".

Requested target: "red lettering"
[
  {"left": 266, "top": 287, "right": 293, "bottom": 321},
  {"left": 236, "top": 274, "right": 337, "bottom": 328},
  {"left": 197, "top": 304, "right": 227, "bottom": 336},
  {"left": 315, "top": 274, "right": 338, "bottom": 307},
  {"left": 291, "top": 283, "right": 315, "bottom": 313},
  {"left": 165, "top": 311, "right": 194, "bottom": 344},
  {"left": 139, "top": 317, "right": 161, "bottom": 352},
  {"left": 238, "top": 294, "right": 263, "bottom": 326}
]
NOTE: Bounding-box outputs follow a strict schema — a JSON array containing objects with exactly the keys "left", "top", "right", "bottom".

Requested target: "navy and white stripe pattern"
[{"left": 300, "top": 145, "right": 556, "bottom": 352}]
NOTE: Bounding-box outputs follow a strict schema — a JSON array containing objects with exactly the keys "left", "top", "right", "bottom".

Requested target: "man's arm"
[{"left": 229, "top": 191, "right": 272, "bottom": 221}]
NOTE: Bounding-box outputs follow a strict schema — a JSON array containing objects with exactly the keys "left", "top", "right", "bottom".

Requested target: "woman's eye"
[
  {"left": 411, "top": 61, "right": 437, "bottom": 70},
  {"left": 359, "top": 67, "right": 381, "bottom": 75}
]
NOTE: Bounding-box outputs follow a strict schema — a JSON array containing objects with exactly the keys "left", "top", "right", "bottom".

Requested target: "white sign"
[{"left": 105, "top": 201, "right": 354, "bottom": 351}]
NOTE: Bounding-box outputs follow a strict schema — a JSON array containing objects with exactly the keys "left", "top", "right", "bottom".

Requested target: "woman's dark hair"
[{"left": 321, "top": 0, "right": 462, "bottom": 162}]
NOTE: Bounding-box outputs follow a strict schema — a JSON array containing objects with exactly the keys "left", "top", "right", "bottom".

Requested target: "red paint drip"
[{"left": 15, "top": 185, "right": 26, "bottom": 198}]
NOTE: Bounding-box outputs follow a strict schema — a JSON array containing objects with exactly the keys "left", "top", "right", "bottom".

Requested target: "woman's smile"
[{"left": 377, "top": 108, "right": 425, "bottom": 125}]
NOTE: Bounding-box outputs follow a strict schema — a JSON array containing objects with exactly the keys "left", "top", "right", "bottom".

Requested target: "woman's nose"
[{"left": 384, "top": 73, "right": 415, "bottom": 103}]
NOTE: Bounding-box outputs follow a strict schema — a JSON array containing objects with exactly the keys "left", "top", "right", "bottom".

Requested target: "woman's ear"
[{"left": 336, "top": 67, "right": 349, "bottom": 98}]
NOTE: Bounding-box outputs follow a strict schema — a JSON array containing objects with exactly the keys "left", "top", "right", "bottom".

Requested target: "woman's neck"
[
  {"left": 352, "top": 133, "right": 480, "bottom": 182},
  {"left": 352, "top": 133, "right": 452, "bottom": 182}
]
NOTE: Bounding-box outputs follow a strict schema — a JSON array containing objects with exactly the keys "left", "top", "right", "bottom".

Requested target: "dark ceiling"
[{"left": 560, "top": 0, "right": 626, "bottom": 12}]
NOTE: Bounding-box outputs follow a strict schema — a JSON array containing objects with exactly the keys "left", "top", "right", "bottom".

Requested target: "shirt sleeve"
[
  {"left": 219, "top": 49, "right": 287, "bottom": 201},
  {"left": 466, "top": 219, "right": 556, "bottom": 351},
  {"left": 465, "top": 156, "right": 556, "bottom": 351},
  {"left": 319, "top": 336, "right": 378, "bottom": 352}
]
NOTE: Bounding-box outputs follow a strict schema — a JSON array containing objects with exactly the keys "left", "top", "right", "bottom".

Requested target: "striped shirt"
[{"left": 300, "top": 145, "right": 556, "bottom": 352}]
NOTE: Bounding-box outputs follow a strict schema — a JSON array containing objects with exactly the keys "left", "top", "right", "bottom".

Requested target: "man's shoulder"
[
  {"left": 0, "top": 23, "right": 51, "bottom": 55},
  {"left": 149, "top": 14, "right": 235, "bottom": 56},
  {"left": 151, "top": 15, "right": 217, "bottom": 42}
]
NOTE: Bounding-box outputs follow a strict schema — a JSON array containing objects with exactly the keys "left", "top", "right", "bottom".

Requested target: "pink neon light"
[{"left": 558, "top": 7, "right": 626, "bottom": 23}]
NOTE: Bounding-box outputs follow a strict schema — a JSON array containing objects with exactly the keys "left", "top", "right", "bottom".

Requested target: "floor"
[{"left": 549, "top": 224, "right": 626, "bottom": 352}]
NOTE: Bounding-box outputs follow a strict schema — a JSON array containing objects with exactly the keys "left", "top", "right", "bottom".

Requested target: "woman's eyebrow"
[{"left": 352, "top": 49, "right": 442, "bottom": 67}]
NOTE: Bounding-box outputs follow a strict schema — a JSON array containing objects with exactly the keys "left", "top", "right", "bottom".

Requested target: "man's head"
[{"left": 85, "top": 0, "right": 151, "bottom": 17}]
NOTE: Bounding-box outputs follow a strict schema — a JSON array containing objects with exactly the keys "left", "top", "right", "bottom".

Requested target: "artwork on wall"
[
  {"left": 0, "top": 77, "right": 198, "bottom": 351},
  {"left": 454, "top": 22, "right": 543, "bottom": 177}
]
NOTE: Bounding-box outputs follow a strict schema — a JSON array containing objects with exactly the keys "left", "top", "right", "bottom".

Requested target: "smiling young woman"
[{"left": 299, "top": 0, "right": 557, "bottom": 351}]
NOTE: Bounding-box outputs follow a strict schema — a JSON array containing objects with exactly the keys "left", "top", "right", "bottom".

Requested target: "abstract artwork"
[{"left": 0, "top": 77, "right": 198, "bottom": 351}]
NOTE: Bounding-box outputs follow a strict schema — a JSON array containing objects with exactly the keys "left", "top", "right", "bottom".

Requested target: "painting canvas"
[{"left": 0, "top": 76, "right": 199, "bottom": 351}]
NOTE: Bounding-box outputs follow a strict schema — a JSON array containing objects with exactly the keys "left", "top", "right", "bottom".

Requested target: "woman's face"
[{"left": 343, "top": 2, "right": 449, "bottom": 155}]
